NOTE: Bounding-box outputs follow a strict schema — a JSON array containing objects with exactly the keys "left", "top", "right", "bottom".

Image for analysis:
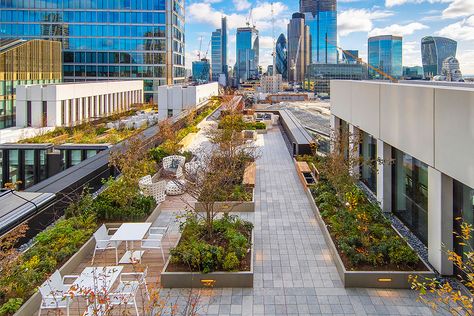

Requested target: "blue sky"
[{"left": 185, "top": 0, "right": 474, "bottom": 74}]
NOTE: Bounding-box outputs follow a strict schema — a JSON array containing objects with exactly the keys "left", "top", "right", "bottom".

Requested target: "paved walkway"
[{"left": 154, "top": 127, "right": 435, "bottom": 315}]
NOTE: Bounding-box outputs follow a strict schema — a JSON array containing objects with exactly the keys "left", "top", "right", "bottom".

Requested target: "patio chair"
[
  {"left": 117, "top": 266, "right": 150, "bottom": 300},
  {"left": 138, "top": 175, "right": 166, "bottom": 203},
  {"left": 91, "top": 224, "right": 121, "bottom": 265},
  {"left": 149, "top": 226, "right": 172, "bottom": 245},
  {"left": 108, "top": 280, "right": 140, "bottom": 316},
  {"left": 162, "top": 155, "right": 186, "bottom": 178},
  {"left": 141, "top": 232, "right": 166, "bottom": 262},
  {"left": 38, "top": 270, "right": 79, "bottom": 316}
]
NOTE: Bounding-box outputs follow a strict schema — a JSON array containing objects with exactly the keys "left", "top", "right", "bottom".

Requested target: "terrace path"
[{"left": 155, "top": 127, "right": 436, "bottom": 315}]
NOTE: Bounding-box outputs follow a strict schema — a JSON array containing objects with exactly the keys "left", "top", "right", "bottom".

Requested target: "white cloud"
[
  {"left": 403, "top": 41, "right": 422, "bottom": 66},
  {"left": 385, "top": 0, "right": 452, "bottom": 8},
  {"left": 436, "top": 16, "right": 474, "bottom": 41},
  {"left": 369, "top": 22, "right": 429, "bottom": 37},
  {"left": 233, "top": 0, "right": 251, "bottom": 11},
  {"left": 457, "top": 50, "right": 474, "bottom": 75},
  {"left": 187, "top": 1, "right": 289, "bottom": 31},
  {"left": 338, "top": 9, "right": 393, "bottom": 37},
  {"left": 442, "top": 0, "right": 474, "bottom": 19}
]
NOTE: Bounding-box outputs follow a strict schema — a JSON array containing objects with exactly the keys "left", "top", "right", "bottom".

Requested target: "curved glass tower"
[
  {"left": 275, "top": 34, "right": 288, "bottom": 80},
  {"left": 0, "top": 0, "right": 186, "bottom": 102},
  {"left": 421, "top": 36, "right": 457, "bottom": 79}
]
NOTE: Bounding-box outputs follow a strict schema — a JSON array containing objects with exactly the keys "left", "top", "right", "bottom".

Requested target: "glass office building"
[
  {"left": 0, "top": 39, "right": 62, "bottom": 129},
  {"left": 368, "top": 35, "right": 403, "bottom": 79},
  {"left": 421, "top": 36, "right": 457, "bottom": 79},
  {"left": 275, "top": 34, "right": 288, "bottom": 80},
  {"left": 235, "top": 27, "right": 259, "bottom": 82},
  {"left": 305, "top": 63, "right": 367, "bottom": 94},
  {"left": 300, "top": 0, "right": 336, "bottom": 16},
  {"left": 0, "top": 0, "right": 186, "bottom": 102},
  {"left": 192, "top": 59, "right": 211, "bottom": 83},
  {"left": 304, "top": 10, "right": 337, "bottom": 64},
  {"left": 342, "top": 50, "right": 358, "bottom": 64},
  {"left": 359, "top": 131, "right": 377, "bottom": 194},
  {"left": 211, "top": 17, "right": 227, "bottom": 83}
]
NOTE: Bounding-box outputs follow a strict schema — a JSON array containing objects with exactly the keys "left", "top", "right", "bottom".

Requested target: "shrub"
[
  {"left": 0, "top": 298, "right": 23, "bottom": 316},
  {"left": 223, "top": 252, "right": 240, "bottom": 271}
]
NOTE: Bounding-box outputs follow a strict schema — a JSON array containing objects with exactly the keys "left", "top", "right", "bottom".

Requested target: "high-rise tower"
[
  {"left": 368, "top": 35, "right": 403, "bottom": 79},
  {"left": 421, "top": 36, "right": 457, "bottom": 79},
  {"left": 235, "top": 27, "right": 259, "bottom": 82},
  {"left": 287, "top": 13, "right": 310, "bottom": 82},
  {"left": 276, "top": 34, "right": 288, "bottom": 80},
  {"left": 211, "top": 17, "right": 228, "bottom": 84},
  {"left": 300, "top": 0, "right": 338, "bottom": 64}
]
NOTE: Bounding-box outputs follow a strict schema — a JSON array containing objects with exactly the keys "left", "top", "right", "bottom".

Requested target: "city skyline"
[{"left": 186, "top": 0, "right": 474, "bottom": 74}]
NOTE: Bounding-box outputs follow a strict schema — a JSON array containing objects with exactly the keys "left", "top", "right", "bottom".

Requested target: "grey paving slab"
[{"left": 152, "top": 128, "right": 438, "bottom": 315}]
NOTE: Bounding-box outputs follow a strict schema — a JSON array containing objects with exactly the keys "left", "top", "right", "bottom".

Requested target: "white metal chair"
[
  {"left": 138, "top": 175, "right": 166, "bottom": 203},
  {"left": 91, "top": 224, "right": 121, "bottom": 265},
  {"left": 108, "top": 281, "right": 140, "bottom": 316},
  {"left": 149, "top": 226, "right": 171, "bottom": 245},
  {"left": 162, "top": 155, "right": 186, "bottom": 179},
  {"left": 141, "top": 232, "right": 165, "bottom": 262},
  {"left": 38, "top": 270, "right": 78, "bottom": 316},
  {"left": 117, "top": 266, "right": 150, "bottom": 300}
]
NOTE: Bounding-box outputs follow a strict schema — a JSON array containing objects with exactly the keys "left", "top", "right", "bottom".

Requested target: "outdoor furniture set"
[
  {"left": 38, "top": 222, "right": 170, "bottom": 315},
  {"left": 139, "top": 155, "right": 188, "bottom": 201}
]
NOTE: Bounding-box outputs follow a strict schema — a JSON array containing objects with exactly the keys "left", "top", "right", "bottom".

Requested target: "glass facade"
[
  {"left": 275, "top": 33, "right": 287, "bottom": 80},
  {"left": 0, "top": 145, "right": 52, "bottom": 189},
  {"left": 0, "top": 0, "right": 186, "bottom": 102},
  {"left": 236, "top": 27, "right": 259, "bottom": 82},
  {"left": 300, "top": 0, "right": 336, "bottom": 16},
  {"left": 305, "top": 63, "right": 367, "bottom": 94},
  {"left": 359, "top": 130, "right": 377, "bottom": 194},
  {"left": 421, "top": 36, "right": 457, "bottom": 79},
  {"left": 0, "top": 39, "right": 62, "bottom": 129},
  {"left": 368, "top": 35, "right": 403, "bottom": 79},
  {"left": 211, "top": 17, "right": 227, "bottom": 83},
  {"left": 192, "top": 59, "right": 211, "bottom": 83},
  {"left": 453, "top": 180, "right": 474, "bottom": 272},
  {"left": 304, "top": 11, "right": 337, "bottom": 64},
  {"left": 392, "top": 147, "right": 429, "bottom": 244}
]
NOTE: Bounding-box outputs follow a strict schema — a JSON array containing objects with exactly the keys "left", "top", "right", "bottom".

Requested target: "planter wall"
[
  {"left": 15, "top": 204, "right": 161, "bottom": 316},
  {"left": 194, "top": 189, "right": 255, "bottom": 213},
  {"left": 303, "top": 188, "right": 436, "bottom": 289},
  {"left": 256, "top": 129, "right": 267, "bottom": 134},
  {"left": 161, "top": 232, "right": 254, "bottom": 288}
]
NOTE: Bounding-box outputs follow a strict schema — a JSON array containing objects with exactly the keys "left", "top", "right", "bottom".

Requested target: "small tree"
[{"left": 410, "top": 221, "right": 473, "bottom": 315}]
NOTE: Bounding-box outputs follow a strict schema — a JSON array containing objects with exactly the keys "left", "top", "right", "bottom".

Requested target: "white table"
[
  {"left": 70, "top": 266, "right": 123, "bottom": 316},
  {"left": 110, "top": 223, "right": 151, "bottom": 264}
]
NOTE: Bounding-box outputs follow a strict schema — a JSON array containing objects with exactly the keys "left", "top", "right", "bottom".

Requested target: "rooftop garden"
[
  {"left": 17, "top": 105, "right": 154, "bottom": 145},
  {"left": 0, "top": 100, "right": 222, "bottom": 314}
]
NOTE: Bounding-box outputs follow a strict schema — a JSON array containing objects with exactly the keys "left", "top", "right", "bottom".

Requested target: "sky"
[{"left": 185, "top": 0, "right": 474, "bottom": 75}]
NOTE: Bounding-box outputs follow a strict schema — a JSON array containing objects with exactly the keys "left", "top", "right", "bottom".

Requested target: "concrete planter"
[
  {"left": 194, "top": 188, "right": 255, "bottom": 213},
  {"left": 303, "top": 188, "right": 435, "bottom": 289},
  {"left": 256, "top": 129, "right": 267, "bottom": 134},
  {"left": 14, "top": 204, "right": 161, "bottom": 316},
  {"left": 161, "top": 231, "right": 254, "bottom": 288}
]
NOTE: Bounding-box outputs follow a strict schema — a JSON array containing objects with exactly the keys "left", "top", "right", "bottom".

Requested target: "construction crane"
[
  {"left": 325, "top": 39, "right": 398, "bottom": 83},
  {"left": 246, "top": 3, "right": 255, "bottom": 28},
  {"left": 203, "top": 38, "right": 212, "bottom": 59},
  {"left": 197, "top": 36, "right": 203, "bottom": 60},
  {"left": 271, "top": 2, "right": 276, "bottom": 76}
]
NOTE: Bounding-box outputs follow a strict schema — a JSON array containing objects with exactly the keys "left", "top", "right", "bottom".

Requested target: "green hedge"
[{"left": 311, "top": 178, "right": 420, "bottom": 270}]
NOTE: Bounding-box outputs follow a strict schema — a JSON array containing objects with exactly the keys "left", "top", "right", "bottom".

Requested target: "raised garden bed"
[
  {"left": 162, "top": 226, "right": 254, "bottom": 288},
  {"left": 194, "top": 188, "right": 255, "bottom": 212},
  {"left": 303, "top": 184, "right": 434, "bottom": 288}
]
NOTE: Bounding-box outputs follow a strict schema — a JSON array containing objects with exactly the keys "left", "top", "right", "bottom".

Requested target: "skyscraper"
[
  {"left": 300, "top": 0, "right": 337, "bottom": 64},
  {"left": 368, "top": 35, "right": 403, "bottom": 79},
  {"left": 287, "top": 13, "right": 310, "bottom": 83},
  {"left": 342, "top": 50, "right": 359, "bottom": 64},
  {"left": 192, "top": 59, "right": 211, "bottom": 83},
  {"left": 421, "top": 36, "right": 457, "bottom": 79},
  {"left": 211, "top": 17, "right": 228, "bottom": 83},
  {"left": 235, "top": 27, "right": 259, "bottom": 82},
  {"left": 0, "top": 0, "right": 186, "bottom": 102},
  {"left": 276, "top": 34, "right": 288, "bottom": 80}
]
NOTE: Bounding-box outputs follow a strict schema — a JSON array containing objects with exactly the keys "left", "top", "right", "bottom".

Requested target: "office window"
[
  {"left": 42, "top": 101, "right": 47, "bottom": 127},
  {"left": 69, "top": 99, "right": 73, "bottom": 125},
  {"left": 167, "top": 109, "right": 173, "bottom": 118},
  {"left": 70, "top": 150, "right": 82, "bottom": 166},
  {"left": 61, "top": 100, "right": 66, "bottom": 125},
  {"left": 27, "top": 101, "right": 32, "bottom": 127},
  {"left": 392, "top": 148, "right": 429, "bottom": 244},
  {"left": 359, "top": 130, "right": 377, "bottom": 194},
  {"left": 39, "top": 149, "right": 47, "bottom": 182},
  {"left": 453, "top": 180, "right": 474, "bottom": 274},
  {"left": 8, "top": 150, "right": 19, "bottom": 184},
  {"left": 24, "top": 149, "right": 35, "bottom": 188}
]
